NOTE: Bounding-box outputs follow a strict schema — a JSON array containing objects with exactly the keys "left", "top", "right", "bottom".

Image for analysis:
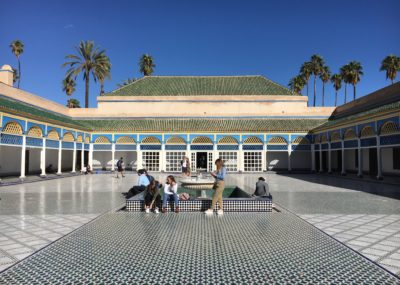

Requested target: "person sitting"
[
  {"left": 46, "top": 164, "right": 55, "bottom": 174},
  {"left": 143, "top": 180, "right": 161, "bottom": 213},
  {"left": 162, "top": 175, "right": 179, "bottom": 213},
  {"left": 253, "top": 177, "right": 272, "bottom": 199},
  {"left": 125, "top": 169, "right": 150, "bottom": 199},
  {"left": 85, "top": 164, "right": 93, "bottom": 175}
]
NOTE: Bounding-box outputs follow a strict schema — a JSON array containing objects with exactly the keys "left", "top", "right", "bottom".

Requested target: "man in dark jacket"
[
  {"left": 116, "top": 157, "right": 125, "bottom": 178},
  {"left": 253, "top": 177, "right": 272, "bottom": 199}
]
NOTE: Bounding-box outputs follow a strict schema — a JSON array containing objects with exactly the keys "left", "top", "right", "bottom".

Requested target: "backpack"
[
  {"left": 146, "top": 175, "right": 155, "bottom": 183},
  {"left": 117, "top": 160, "right": 122, "bottom": 168}
]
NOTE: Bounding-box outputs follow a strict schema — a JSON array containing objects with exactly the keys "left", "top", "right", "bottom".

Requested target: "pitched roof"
[
  {"left": 0, "top": 96, "right": 87, "bottom": 130},
  {"left": 76, "top": 118, "right": 326, "bottom": 132},
  {"left": 106, "top": 76, "right": 294, "bottom": 96}
]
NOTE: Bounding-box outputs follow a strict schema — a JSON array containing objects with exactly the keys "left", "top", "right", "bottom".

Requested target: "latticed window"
[
  {"left": 208, "top": 152, "right": 214, "bottom": 172},
  {"left": 27, "top": 126, "right": 42, "bottom": 138},
  {"left": 166, "top": 151, "right": 186, "bottom": 172},
  {"left": 380, "top": 122, "right": 398, "bottom": 135},
  {"left": 192, "top": 136, "right": 213, "bottom": 144},
  {"left": 47, "top": 130, "right": 60, "bottom": 140},
  {"left": 292, "top": 136, "right": 310, "bottom": 145},
  {"left": 63, "top": 132, "right": 75, "bottom": 142},
  {"left": 76, "top": 135, "right": 83, "bottom": 142},
  {"left": 142, "top": 152, "right": 160, "bottom": 171},
  {"left": 116, "top": 136, "right": 136, "bottom": 144},
  {"left": 218, "top": 152, "right": 238, "bottom": 172},
  {"left": 244, "top": 151, "right": 262, "bottom": 172},
  {"left": 218, "top": 136, "right": 238, "bottom": 144},
  {"left": 84, "top": 136, "right": 90, "bottom": 143},
  {"left": 314, "top": 135, "right": 321, "bottom": 143},
  {"left": 267, "top": 137, "right": 287, "bottom": 144},
  {"left": 320, "top": 134, "right": 328, "bottom": 143},
  {"left": 244, "top": 136, "right": 263, "bottom": 144},
  {"left": 166, "top": 136, "right": 186, "bottom": 144},
  {"left": 360, "top": 126, "right": 375, "bottom": 138},
  {"left": 141, "top": 136, "right": 161, "bottom": 144},
  {"left": 344, "top": 129, "right": 357, "bottom": 140},
  {"left": 330, "top": 132, "right": 341, "bottom": 142},
  {"left": 95, "top": 136, "right": 111, "bottom": 144},
  {"left": 2, "top": 122, "right": 23, "bottom": 135}
]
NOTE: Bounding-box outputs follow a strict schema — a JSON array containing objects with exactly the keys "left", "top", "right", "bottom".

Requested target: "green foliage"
[
  {"left": 288, "top": 75, "right": 306, "bottom": 94},
  {"left": 10, "top": 40, "right": 24, "bottom": 88},
  {"left": 380, "top": 54, "right": 400, "bottom": 84},
  {"left": 62, "top": 77, "right": 76, "bottom": 96},
  {"left": 66, "top": 98, "right": 81, "bottom": 108},
  {"left": 139, "top": 54, "right": 155, "bottom": 76}
]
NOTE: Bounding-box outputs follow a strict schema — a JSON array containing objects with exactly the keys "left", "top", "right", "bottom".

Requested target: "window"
[
  {"left": 166, "top": 151, "right": 186, "bottom": 172},
  {"left": 219, "top": 152, "right": 238, "bottom": 172},
  {"left": 208, "top": 152, "right": 213, "bottom": 172},
  {"left": 244, "top": 152, "right": 262, "bottom": 172},
  {"left": 355, "top": 150, "right": 358, "bottom": 168},
  {"left": 142, "top": 152, "right": 160, "bottom": 172},
  {"left": 394, "top": 148, "right": 400, "bottom": 170}
]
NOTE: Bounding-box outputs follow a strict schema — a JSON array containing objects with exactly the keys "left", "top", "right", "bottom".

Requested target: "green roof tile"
[{"left": 106, "top": 76, "right": 294, "bottom": 96}]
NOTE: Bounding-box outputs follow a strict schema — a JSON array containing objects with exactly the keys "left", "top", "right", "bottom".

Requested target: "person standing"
[
  {"left": 205, "top": 159, "right": 226, "bottom": 215},
  {"left": 181, "top": 156, "right": 188, "bottom": 175},
  {"left": 116, "top": 157, "right": 125, "bottom": 178},
  {"left": 162, "top": 175, "right": 179, "bottom": 213}
]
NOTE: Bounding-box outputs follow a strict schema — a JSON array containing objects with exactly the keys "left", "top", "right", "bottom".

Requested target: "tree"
[
  {"left": 66, "top": 98, "right": 81, "bottom": 108},
  {"left": 11, "top": 67, "right": 19, "bottom": 86},
  {"left": 62, "top": 77, "right": 76, "bottom": 96},
  {"left": 380, "top": 54, "right": 400, "bottom": 84},
  {"left": 139, "top": 54, "right": 155, "bottom": 76},
  {"left": 9, "top": 40, "right": 24, "bottom": 88},
  {"left": 340, "top": 64, "right": 351, "bottom": 104},
  {"left": 95, "top": 53, "right": 111, "bottom": 95},
  {"left": 288, "top": 75, "right": 306, "bottom": 94},
  {"left": 309, "top": 55, "right": 325, "bottom": 107},
  {"left": 319, "top": 65, "right": 331, "bottom": 107},
  {"left": 300, "top": 61, "right": 312, "bottom": 99},
  {"left": 63, "top": 41, "right": 110, "bottom": 108},
  {"left": 117, "top": 78, "right": 136, "bottom": 87},
  {"left": 347, "top": 61, "right": 363, "bottom": 100},
  {"left": 330, "top": 74, "right": 342, "bottom": 107}
]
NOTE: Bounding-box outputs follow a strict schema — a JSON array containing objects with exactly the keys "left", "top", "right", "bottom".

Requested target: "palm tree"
[
  {"left": 330, "top": 74, "right": 342, "bottom": 107},
  {"left": 62, "top": 77, "right": 76, "bottom": 96},
  {"left": 66, "top": 98, "right": 81, "bottom": 108},
  {"left": 95, "top": 53, "right": 111, "bottom": 95},
  {"left": 347, "top": 61, "right": 363, "bottom": 100},
  {"left": 319, "top": 65, "right": 331, "bottom": 107},
  {"left": 11, "top": 67, "right": 19, "bottom": 86},
  {"left": 63, "top": 41, "right": 109, "bottom": 108},
  {"left": 117, "top": 78, "right": 136, "bottom": 87},
  {"left": 340, "top": 64, "right": 351, "bottom": 104},
  {"left": 9, "top": 40, "right": 24, "bottom": 88},
  {"left": 288, "top": 75, "right": 306, "bottom": 94},
  {"left": 380, "top": 54, "right": 400, "bottom": 84},
  {"left": 300, "top": 61, "right": 312, "bottom": 99},
  {"left": 309, "top": 55, "right": 325, "bottom": 107},
  {"left": 139, "top": 54, "right": 155, "bottom": 76}
]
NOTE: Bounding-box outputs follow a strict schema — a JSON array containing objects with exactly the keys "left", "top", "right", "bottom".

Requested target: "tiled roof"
[
  {"left": 76, "top": 118, "right": 326, "bottom": 132},
  {"left": 0, "top": 97, "right": 87, "bottom": 130},
  {"left": 316, "top": 100, "right": 400, "bottom": 130},
  {"left": 106, "top": 76, "right": 294, "bottom": 96}
]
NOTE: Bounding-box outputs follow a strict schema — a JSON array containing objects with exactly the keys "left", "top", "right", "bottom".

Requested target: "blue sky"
[{"left": 1, "top": 0, "right": 399, "bottom": 108}]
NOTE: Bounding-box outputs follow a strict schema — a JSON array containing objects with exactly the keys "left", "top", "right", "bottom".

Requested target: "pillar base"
[
  {"left": 357, "top": 174, "right": 363, "bottom": 178},
  {"left": 341, "top": 172, "right": 346, "bottom": 176},
  {"left": 376, "top": 176, "right": 383, "bottom": 180},
  {"left": 70, "top": 171, "right": 76, "bottom": 174},
  {"left": 19, "top": 176, "right": 26, "bottom": 180},
  {"left": 328, "top": 171, "right": 332, "bottom": 174},
  {"left": 40, "top": 174, "right": 46, "bottom": 178},
  {"left": 57, "top": 172, "right": 62, "bottom": 176}
]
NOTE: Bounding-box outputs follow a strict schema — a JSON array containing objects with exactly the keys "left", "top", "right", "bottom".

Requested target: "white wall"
[
  {"left": 61, "top": 150, "right": 73, "bottom": 172},
  {"left": 27, "top": 148, "right": 41, "bottom": 174},
  {"left": 382, "top": 147, "right": 400, "bottom": 175},
  {"left": 344, "top": 149, "right": 357, "bottom": 172},
  {"left": 291, "top": 151, "right": 311, "bottom": 170},
  {"left": 0, "top": 145, "right": 21, "bottom": 176},
  {"left": 93, "top": 152, "right": 112, "bottom": 170},
  {"left": 267, "top": 152, "right": 288, "bottom": 170}
]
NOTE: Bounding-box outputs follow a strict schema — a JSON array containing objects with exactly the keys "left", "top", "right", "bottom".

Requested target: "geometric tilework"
[
  {"left": 0, "top": 213, "right": 398, "bottom": 284},
  {"left": 291, "top": 144, "right": 311, "bottom": 151},
  {"left": 321, "top": 143, "right": 329, "bottom": 150},
  {"left": 45, "top": 139, "right": 59, "bottom": 149},
  {"left": 244, "top": 145, "right": 264, "bottom": 150},
  {"left": 2, "top": 122, "right": 23, "bottom": 135},
  {"left": 165, "top": 145, "right": 187, "bottom": 150},
  {"left": 266, "top": 144, "right": 286, "bottom": 151},
  {"left": 61, "top": 141, "right": 74, "bottom": 149},
  {"left": 46, "top": 130, "right": 59, "bottom": 140},
  {"left": 380, "top": 134, "right": 400, "bottom": 146},
  {"left": 190, "top": 145, "right": 213, "bottom": 151},
  {"left": 344, "top": 140, "right": 358, "bottom": 148},
  {"left": 115, "top": 144, "right": 137, "bottom": 151},
  {"left": 140, "top": 145, "right": 162, "bottom": 150},
  {"left": 93, "top": 144, "right": 112, "bottom": 151},
  {"left": 26, "top": 137, "right": 42, "bottom": 147},
  {"left": 94, "top": 136, "right": 111, "bottom": 144},
  {"left": 62, "top": 132, "right": 74, "bottom": 142},
  {"left": 330, "top": 142, "right": 342, "bottom": 149},
  {"left": 0, "top": 134, "right": 22, "bottom": 146},
  {"left": 361, "top": 137, "right": 377, "bottom": 147},
  {"left": 27, "top": 127, "right": 42, "bottom": 138},
  {"left": 217, "top": 145, "right": 239, "bottom": 150}
]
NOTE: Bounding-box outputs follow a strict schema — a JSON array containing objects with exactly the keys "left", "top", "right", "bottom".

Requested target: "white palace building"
[{"left": 0, "top": 64, "right": 399, "bottom": 179}]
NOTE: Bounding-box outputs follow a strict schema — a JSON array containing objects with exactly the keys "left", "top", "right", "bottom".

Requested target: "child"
[
  {"left": 144, "top": 180, "right": 161, "bottom": 213},
  {"left": 162, "top": 175, "right": 179, "bottom": 213}
]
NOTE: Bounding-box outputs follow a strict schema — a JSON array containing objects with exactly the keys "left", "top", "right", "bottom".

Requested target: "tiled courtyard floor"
[{"left": 0, "top": 172, "right": 399, "bottom": 283}]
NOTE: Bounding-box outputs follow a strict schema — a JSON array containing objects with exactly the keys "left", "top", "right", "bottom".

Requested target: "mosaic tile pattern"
[
  {"left": 0, "top": 214, "right": 98, "bottom": 272},
  {"left": 1, "top": 213, "right": 399, "bottom": 284},
  {"left": 301, "top": 214, "right": 400, "bottom": 276},
  {"left": 126, "top": 198, "right": 272, "bottom": 212}
]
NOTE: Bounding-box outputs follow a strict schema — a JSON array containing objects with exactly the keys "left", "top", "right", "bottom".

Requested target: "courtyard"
[{"left": 0, "top": 173, "right": 399, "bottom": 283}]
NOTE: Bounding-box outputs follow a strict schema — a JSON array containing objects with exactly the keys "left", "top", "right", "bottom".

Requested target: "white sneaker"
[
  {"left": 154, "top": 208, "right": 159, "bottom": 214},
  {"left": 217, "top": 209, "right": 224, "bottom": 215},
  {"left": 145, "top": 208, "right": 150, "bottom": 213},
  {"left": 204, "top": 209, "right": 214, "bottom": 215}
]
